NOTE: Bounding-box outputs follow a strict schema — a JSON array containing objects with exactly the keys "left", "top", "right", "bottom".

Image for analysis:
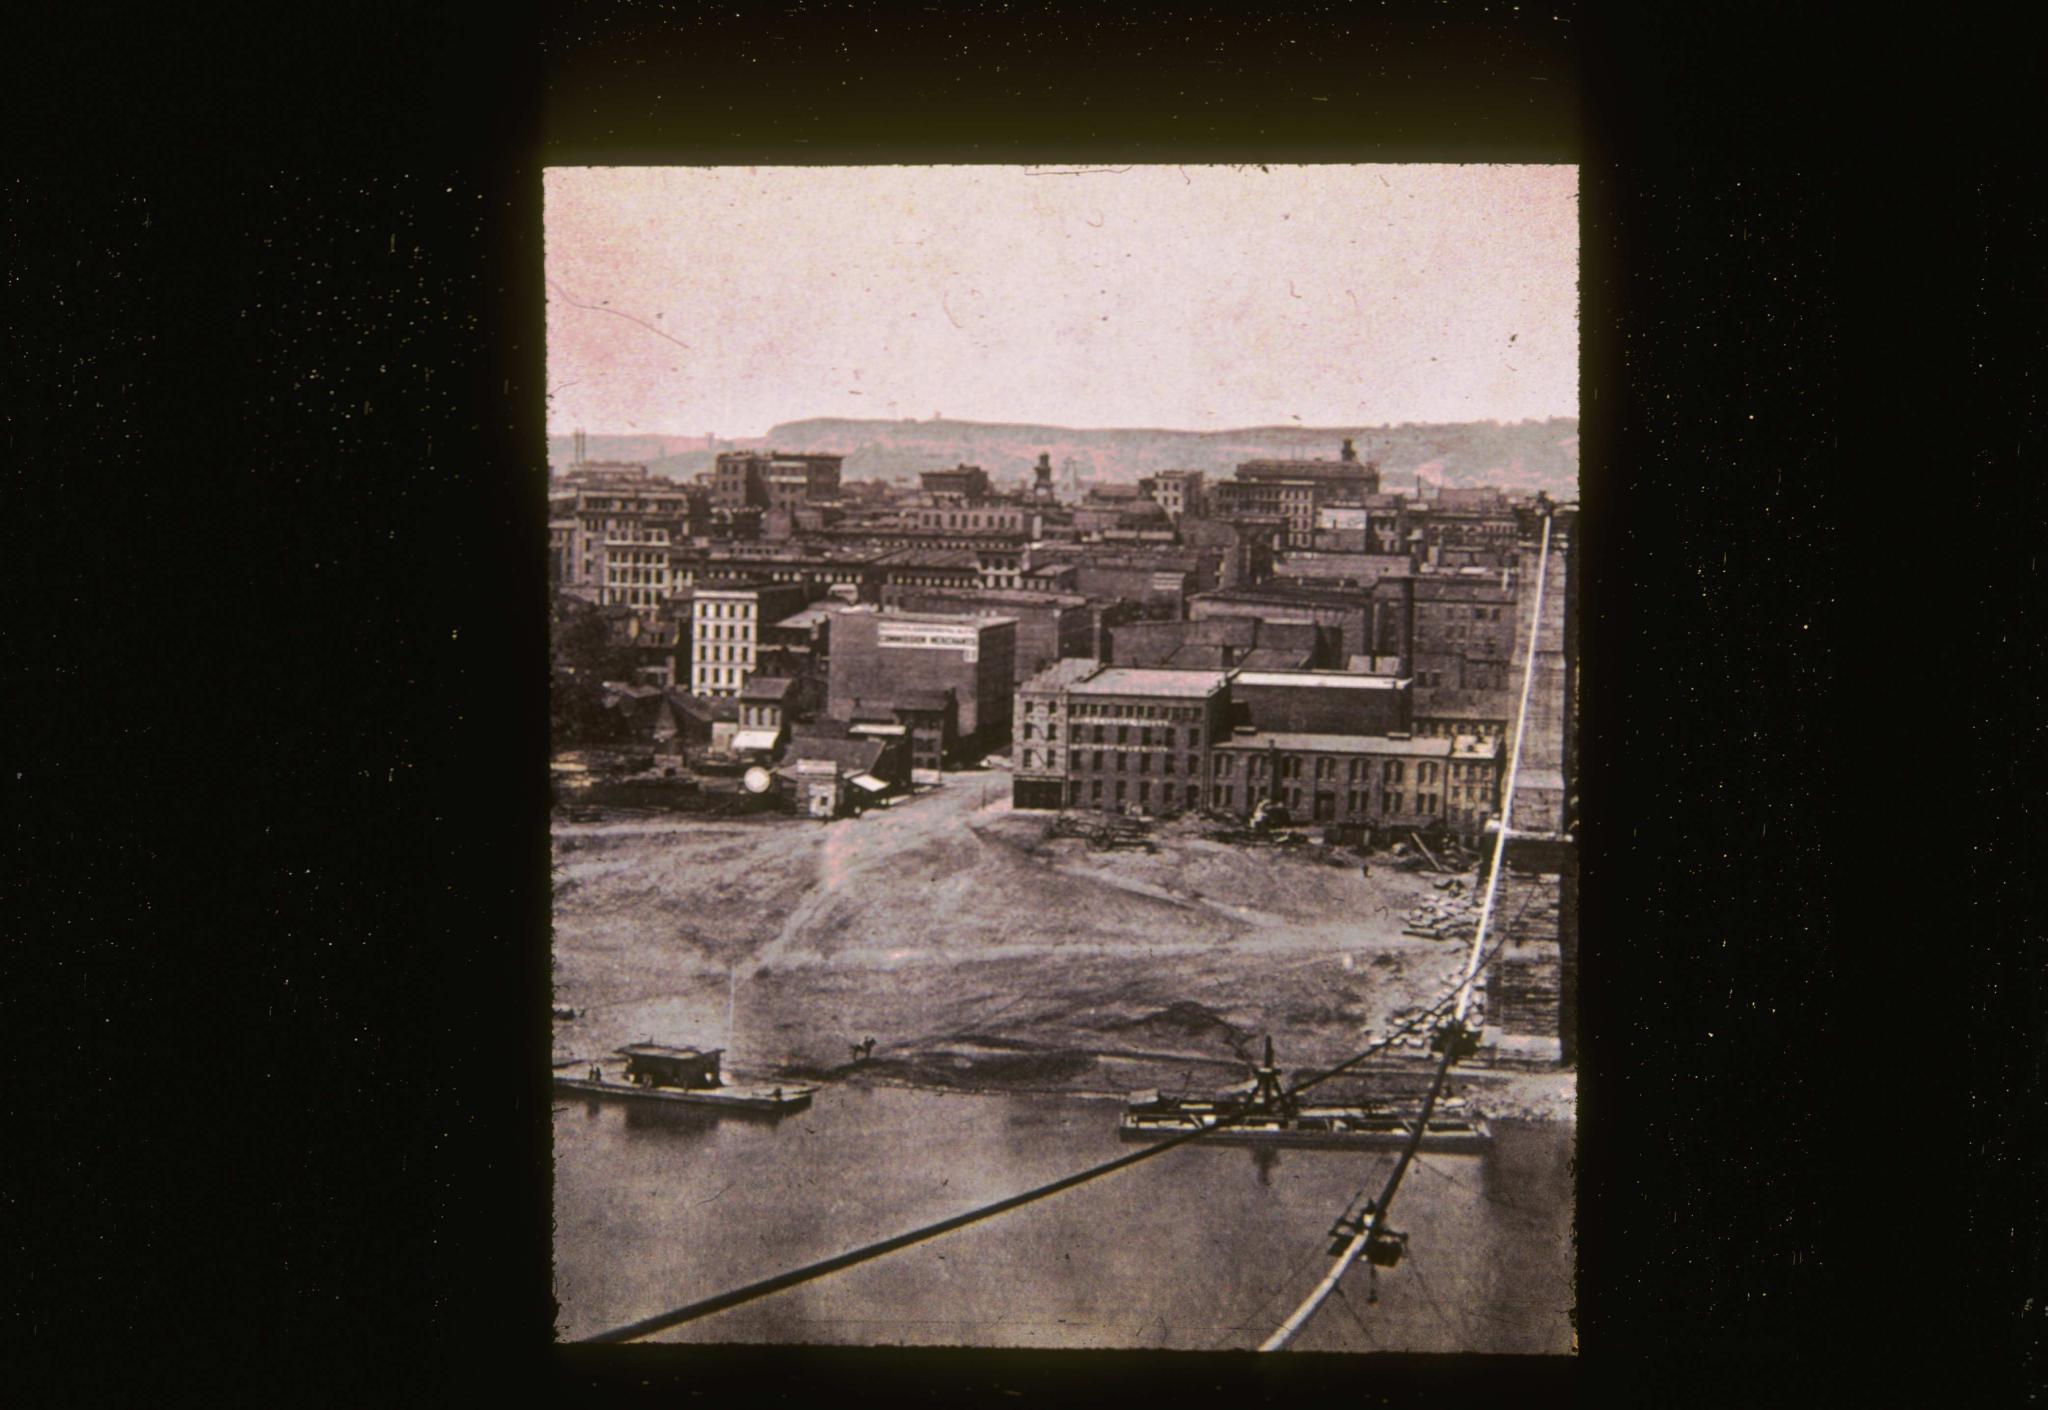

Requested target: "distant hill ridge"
[{"left": 549, "top": 416, "right": 1578, "bottom": 497}]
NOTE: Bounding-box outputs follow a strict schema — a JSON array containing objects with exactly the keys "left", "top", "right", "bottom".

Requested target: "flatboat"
[{"left": 553, "top": 1042, "right": 816, "bottom": 1115}]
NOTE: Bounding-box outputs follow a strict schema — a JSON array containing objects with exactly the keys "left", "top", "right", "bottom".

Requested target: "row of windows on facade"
[
  {"left": 1064, "top": 702, "right": 1203, "bottom": 721},
  {"left": 695, "top": 665, "right": 744, "bottom": 690},
  {"left": 919, "top": 512, "right": 1019, "bottom": 529},
  {"left": 1022, "top": 721, "right": 1196, "bottom": 748},
  {"left": 1210, "top": 755, "right": 1442, "bottom": 786},
  {"left": 1416, "top": 666, "right": 1509, "bottom": 690},
  {"left": 1062, "top": 751, "right": 1202, "bottom": 777},
  {"left": 696, "top": 622, "right": 754, "bottom": 640},
  {"left": 695, "top": 601, "right": 759, "bottom": 618},
  {"left": 1195, "top": 784, "right": 1444, "bottom": 817},
  {"left": 1072, "top": 778, "right": 1204, "bottom": 809},
  {"left": 695, "top": 644, "right": 754, "bottom": 663}
]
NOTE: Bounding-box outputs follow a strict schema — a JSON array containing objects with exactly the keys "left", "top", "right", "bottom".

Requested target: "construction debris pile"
[
  {"left": 1387, "top": 830, "right": 1479, "bottom": 873},
  {"left": 1043, "top": 812, "right": 1158, "bottom": 852},
  {"left": 1400, "top": 876, "right": 1483, "bottom": 942},
  {"left": 1205, "top": 823, "right": 1307, "bottom": 847}
]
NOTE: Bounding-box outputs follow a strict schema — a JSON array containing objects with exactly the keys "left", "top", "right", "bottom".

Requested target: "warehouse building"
[
  {"left": 1056, "top": 667, "right": 1231, "bottom": 816},
  {"left": 826, "top": 608, "right": 1017, "bottom": 759},
  {"left": 1208, "top": 730, "right": 1484, "bottom": 835}
]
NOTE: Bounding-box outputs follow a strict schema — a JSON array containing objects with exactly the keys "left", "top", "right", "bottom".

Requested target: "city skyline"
[{"left": 544, "top": 164, "right": 1578, "bottom": 439}]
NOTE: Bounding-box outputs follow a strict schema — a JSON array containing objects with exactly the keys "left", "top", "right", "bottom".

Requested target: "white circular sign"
[{"left": 742, "top": 766, "right": 772, "bottom": 794}]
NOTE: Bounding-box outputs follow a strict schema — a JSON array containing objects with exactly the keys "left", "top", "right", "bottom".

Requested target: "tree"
[{"left": 550, "top": 591, "right": 639, "bottom": 751}]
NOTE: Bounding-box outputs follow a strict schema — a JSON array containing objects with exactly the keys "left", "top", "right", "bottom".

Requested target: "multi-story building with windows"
[
  {"left": 918, "top": 463, "right": 992, "bottom": 501},
  {"left": 1054, "top": 667, "right": 1231, "bottom": 816},
  {"left": 668, "top": 544, "right": 883, "bottom": 603},
  {"left": 1368, "top": 569, "right": 1521, "bottom": 742},
  {"left": 1208, "top": 731, "right": 1488, "bottom": 834},
  {"left": 548, "top": 463, "right": 708, "bottom": 608},
  {"left": 712, "top": 451, "right": 843, "bottom": 511},
  {"left": 688, "top": 579, "right": 810, "bottom": 698},
  {"left": 1011, "top": 659, "right": 1105, "bottom": 809},
  {"left": 1209, "top": 440, "right": 1381, "bottom": 549},
  {"left": 826, "top": 608, "right": 1017, "bottom": 757},
  {"left": 1137, "top": 469, "right": 1206, "bottom": 522},
  {"left": 1187, "top": 584, "right": 1373, "bottom": 662},
  {"left": 878, "top": 587, "right": 1095, "bottom": 685}
]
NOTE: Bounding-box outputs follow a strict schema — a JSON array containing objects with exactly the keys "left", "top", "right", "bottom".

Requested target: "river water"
[{"left": 553, "top": 1083, "right": 1574, "bottom": 1353}]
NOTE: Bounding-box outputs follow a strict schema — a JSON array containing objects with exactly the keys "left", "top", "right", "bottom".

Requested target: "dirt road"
[{"left": 551, "top": 771, "right": 1572, "bottom": 1116}]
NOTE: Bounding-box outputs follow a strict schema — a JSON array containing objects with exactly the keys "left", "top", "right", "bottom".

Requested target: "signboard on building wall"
[
  {"left": 1148, "top": 573, "right": 1185, "bottom": 594},
  {"left": 877, "top": 623, "right": 980, "bottom": 661}
]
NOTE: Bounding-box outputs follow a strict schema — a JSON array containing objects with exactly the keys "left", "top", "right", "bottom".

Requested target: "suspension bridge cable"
[
  {"left": 1259, "top": 509, "right": 1555, "bottom": 1353},
  {"left": 579, "top": 986, "right": 1470, "bottom": 1344},
  {"left": 578, "top": 862, "right": 1534, "bottom": 1346}
]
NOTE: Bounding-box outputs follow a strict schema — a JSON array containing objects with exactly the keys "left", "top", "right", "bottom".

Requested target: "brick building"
[
  {"left": 826, "top": 608, "right": 1017, "bottom": 755},
  {"left": 712, "top": 450, "right": 843, "bottom": 511},
  {"left": 1368, "top": 569, "right": 1520, "bottom": 742},
  {"left": 1411, "top": 487, "right": 1521, "bottom": 568},
  {"left": 869, "top": 547, "right": 987, "bottom": 595},
  {"left": 1055, "top": 667, "right": 1232, "bottom": 816},
  {"left": 844, "top": 691, "right": 956, "bottom": 777},
  {"left": 1137, "top": 469, "right": 1206, "bottom": 521},
  {"left": 1228, "top": 669, "right": 1414, "bottom": 738},
  {"left": 548, "top": 464, "right": 708, "bottom": 609},
  {"left": 1271, "top": 551, "right": 1414, "bottom": 590},
  {"left": 1052, "top": 548, "right": 1214, "bottom": 615},
  {"left": 1209, "top": 440, "right": 1381, "bottom": 548},
  {"left": 918, "top": 464, "right": 991, "bottom": 501},
  {"left": 1187, "top": 584, "right": 1373, "bottom": 661},
  {"left": 1209, "top": 731, "right": 1465, "bottom": 832},
  {"left": 669, "top": 544, "right": 882, "bottom": 603},
  {"left": 1011, "top": 658, "right": 1105, "bottom": 809},
  {"left": 1107, "top": 617, "right": 1334, "bottom": 671},
  {"left": 1177, "top": 514, "right": 1276, "bottom": 591},
  {"left": 878, "top": 586, "right": 1095, "bottom": 684},
  {"left": 902, "top": 502, "right": 1033, "bottom": 535}
]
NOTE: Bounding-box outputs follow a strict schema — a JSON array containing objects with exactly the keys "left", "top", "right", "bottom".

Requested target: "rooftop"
[
  {"left": 873, "top": 608, "right": 1020, "bottom": 629},
  {"left": 888, "top": 586, "right": 1090, "bottom": 608},
  {"left": 774, "top": 603, "right": 851, "bottom": 630},
  {"left": 1019, "top": 658, "right": 1104, "bottom": 693},
  {"left": 615, "top": 1042, "right": 722, "bottom": 1060},
  {"left": 1232, "top": 646, "right": 1317, "bottom": 670},
  {"left": 1068, "top": 667, "right": 1230, "bottom": 699},
  {"left": 740, "top": 676, "right": 797, "bottom": 702},
  {"left": 1231, "top": 670, "right": 1408, "bottom": 691},
  {"left": 781, "top": 732, "right": 892, "bottom": 775},
  {"left": 1217, "top": 731, "right": 1451, "bottom": 756},
  {"left": 694, "top": 577, "right": 780, "bottom": 593},
  {"left": 871, "top": 547, "right": 983, "bottom": 570},
  {"left": 1195, "top": 586, "right": 1369, "bottom": 608}
]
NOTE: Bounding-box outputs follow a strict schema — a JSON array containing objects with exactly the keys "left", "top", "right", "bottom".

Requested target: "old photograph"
[{"left": 546, "top": 164, "right": 1579, "bottom": 1352}]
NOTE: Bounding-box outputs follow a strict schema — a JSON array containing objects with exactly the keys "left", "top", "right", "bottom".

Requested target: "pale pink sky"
[{"left": 544, "top": 165, "right": 1577, "bottom": 438}]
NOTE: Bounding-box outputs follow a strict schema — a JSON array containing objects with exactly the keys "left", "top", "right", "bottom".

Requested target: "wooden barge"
[{"left": 553, "top": 1042, "right": 817, "bottom": 1115}]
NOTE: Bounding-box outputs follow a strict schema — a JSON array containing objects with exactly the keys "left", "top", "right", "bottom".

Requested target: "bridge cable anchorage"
[
  {"left": 1259, "top": 508, "right": 1555, "bottom": 1354},
  {"left": 575, "top": 956, "right": 1496, "bottom": 1344}
]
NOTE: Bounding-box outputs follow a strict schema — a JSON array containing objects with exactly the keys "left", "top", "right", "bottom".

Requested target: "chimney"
[{"left": 1340, "top": 438, "right": 1358, "bottom": 463}]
